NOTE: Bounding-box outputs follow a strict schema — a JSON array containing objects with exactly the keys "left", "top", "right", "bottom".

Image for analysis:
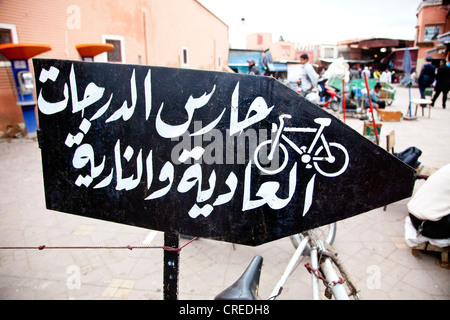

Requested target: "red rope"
[
  {"left": 363, "top": 74, "right": 379, "bottom": 144},
  {"left": 304, "top": 262, "right": 345, "bottom": 288},
  {"left": 0, "top": 237, "right": 198, "bottom": 252}
]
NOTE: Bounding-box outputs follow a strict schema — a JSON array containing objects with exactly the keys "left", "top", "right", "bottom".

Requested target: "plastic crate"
[
  {"left": 351, "top": 78, "right": 377, "bottom": 90},
  {"left": 327, "top": 77, "right": 349, "bottom": 91},
  {"left": 380, "top": 82, "right": 396, "bottom": 100}
]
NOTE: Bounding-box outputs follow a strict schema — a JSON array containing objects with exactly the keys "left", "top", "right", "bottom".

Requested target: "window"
[
  {"left": 257, "top": 34, "right": 263, "bottom": 45},
  {"left": 0, "top": 24, "right": 18, "bottom": 65},
  {"left": 106, "top": 39, "right": 122, "bottom": 62},
  {"left": 0, "top": 24, "right": 18, "bottom": 44},
  {"left": 324, "top": 48, "right": 335, "bottom": 59},
  {"left": 281, "top": 45, "right": 291, "bottom": 57},
  {"left": 102, "top": 35, "right": 126, "bottom": 63},
  {"left": 0, "top": 29, "right": 11, "bottom": 63},
  {"left": 0, "top": 29, "right": 12, "bottom": 44},
  {"left": 424, "top": 25, "right": 441, "bottom": 42},
  {"left": 181, "top": 47, "right": 189, "bottom": 67}
]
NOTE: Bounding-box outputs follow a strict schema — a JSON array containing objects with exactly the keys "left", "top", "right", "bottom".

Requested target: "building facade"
[
  {"left": 337, "top": 38, "right": 415, "bottom": 66},
  {"left": 247, "top": 32, "right": 298, "bottom": 62},
  {"left": 0, "top": 0, "right": 230, "bottom": 136},
  {"left": 415, "top": 0, "right": 450, "bottom": 70},
  {"left": 246, "top": 32, "right": 338, "bottom": 67}
]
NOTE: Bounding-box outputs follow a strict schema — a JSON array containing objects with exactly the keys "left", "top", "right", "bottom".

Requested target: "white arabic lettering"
[{"left": 39, "top": 63, "right": 350, "bottom": 220}]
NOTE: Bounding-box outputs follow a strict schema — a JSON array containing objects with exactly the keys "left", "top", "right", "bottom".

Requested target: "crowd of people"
[
  {"left": 350, "top": 65, "right": 393, "bottom": 83},
  {"left": 247, "top": 50, "right": 450, "bottom": 112},
  {"left": 246, "top": 52, "right": 450, "bottom": 243},
  {"left": 418, "top": 56, "right": 450, "bottom": 109}
]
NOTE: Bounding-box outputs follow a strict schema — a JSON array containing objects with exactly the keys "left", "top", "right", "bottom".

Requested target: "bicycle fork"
[
  {"left": 268, "top": 237, "right": 349, "bottom": 300},
  {"left": 267, "top": 114, "right": 291, "bottom": 162},
  {"left": 266, "top": 115, "right": 336, "bottom": 216}
]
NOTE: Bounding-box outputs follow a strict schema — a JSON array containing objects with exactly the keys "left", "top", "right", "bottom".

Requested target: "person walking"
[
  {"left": 431, "top": 59, "right": 450, "bottom": 109},
  {"left": 296, "top": 53, "right": 319, "bottom": 96},
  {"left": 418, "top": 56, "right": 436, "bottom": 99}
]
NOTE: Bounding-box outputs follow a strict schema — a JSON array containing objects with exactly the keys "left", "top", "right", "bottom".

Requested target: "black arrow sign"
[{"left": 33, "top": 59, "right": 415, "bottom": 246}]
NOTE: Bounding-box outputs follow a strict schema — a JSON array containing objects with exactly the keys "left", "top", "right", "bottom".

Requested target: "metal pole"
[
  {"left": 163, "top": 232, "right": 179, "bottom": 300},
  {"left": 310, "top": 247, "right": 320, "bottom": 300},
  {"left": 363, "top": 74, "right": 379, "bottom": 145},
  {"left": 408, "top": 83, "right": 412, "bottom": 117},
  {"left": 320, "top": 258, "right": 349, "bottom": 300}
]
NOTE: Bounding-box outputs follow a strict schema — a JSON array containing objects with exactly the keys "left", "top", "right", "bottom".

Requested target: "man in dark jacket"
[
  {"left": 247, "top": 59, "right": 260, "bottom": 75},
  {"left": 431, "top": 59, "right": 450, "bottom": 109},
  {"left": 418, "top": 56, "right": 436, "bottom": 99}
]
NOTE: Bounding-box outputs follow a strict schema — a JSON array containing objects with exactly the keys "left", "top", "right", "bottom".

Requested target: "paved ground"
[{"left": 0, "top": 84, "right": 449, "bottom": 300}]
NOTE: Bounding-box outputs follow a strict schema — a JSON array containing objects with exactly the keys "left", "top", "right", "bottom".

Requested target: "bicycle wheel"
[
  {"left": 313, "top": 142, "right": 349, "bottom": 178},
  {"left": 329, "top": 100, "right": 339, "bottom": 112},
  {"left": 254, "top": 140, "right": 289, "bottom": 175},
  {"left": 290, "top": 222, "right": 336, "bottom": 249}
]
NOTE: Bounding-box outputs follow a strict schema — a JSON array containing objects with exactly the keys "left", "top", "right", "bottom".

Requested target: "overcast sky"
[{"left": 197, "top": 0, "right": 421, "bottom": 48}]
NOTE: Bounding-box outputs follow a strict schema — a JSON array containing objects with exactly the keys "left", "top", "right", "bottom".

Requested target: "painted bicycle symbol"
[{"left": 254, "top": 115, "right": 349, "bottom": 177}]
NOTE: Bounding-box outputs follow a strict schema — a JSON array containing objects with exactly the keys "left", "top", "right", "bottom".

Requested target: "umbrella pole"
[{"left": 408, "top": 83, "right": 412, "bottom": 117}]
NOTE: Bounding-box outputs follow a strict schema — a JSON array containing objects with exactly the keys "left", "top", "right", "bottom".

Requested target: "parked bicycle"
[{"left": 215, "top": 223, "right": 361, "bottom": 300}]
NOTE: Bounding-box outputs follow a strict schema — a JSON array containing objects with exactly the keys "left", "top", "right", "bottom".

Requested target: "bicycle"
[
  {"left": 253, "top": 114, "right": 349, "bottom": 177},
  {"left": 215, "top": 223, "right": 361, "bottom": 300}
]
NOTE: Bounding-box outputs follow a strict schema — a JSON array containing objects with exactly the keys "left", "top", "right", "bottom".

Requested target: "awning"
[
  {"left": 437, "top": 32, "right": 450, "bottom": 44},
  {"left": 425, "top": 32, "right": 450, "bottom": 55},
  {"left": 0, "top": 43, "right": 51, "bottom": 60},
  {"left": 228, "top": 49, "right": 262, "bottom": 66},
  {"left": 76, "top": 43, "right": 114, "bottom": 58},
  {"left": 380, "top": 48, "right": 418, "bottom": 71},
  {"left": 426, "top": 44, "right": 447, "bottom": 54},
  {"left": 267, "top": 63, "right": 287, "bottom": 72},
  {"left": 320, "top": 58, "right": 374, "bottom": 64},
  {"left": 228, "top": 49, "right": 264, "bottom": 74}
]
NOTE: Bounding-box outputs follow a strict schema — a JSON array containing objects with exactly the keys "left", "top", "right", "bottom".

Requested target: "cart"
[{"left": 378, "top": 82, "right": 396, "bottom": 106}]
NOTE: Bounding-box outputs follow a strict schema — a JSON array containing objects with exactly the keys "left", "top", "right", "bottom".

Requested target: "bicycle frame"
[
  {"left": 215, "top": 227, "right": 360, "bottom": 300},
  {"left": 269, "top": 233, "right": 350, "bottom": 300},
  {"left": 268, "top": 115, "right": 335, "bottom": 166},
  {"left": 253, "top": 114, "right": 349, "bottom": 207}
]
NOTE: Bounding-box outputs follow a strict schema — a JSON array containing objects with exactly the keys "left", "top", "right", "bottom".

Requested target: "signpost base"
[
  {"left": 163, "top": 232, "right": 179, "bottom": 300},
  {"left": 20, "top": 104, "right": 38, "bottom": 135}
]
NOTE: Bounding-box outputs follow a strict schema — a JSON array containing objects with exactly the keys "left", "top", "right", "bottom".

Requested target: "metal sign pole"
[{"left": 163, "top": 232, "right": 179, "bottom": 300}]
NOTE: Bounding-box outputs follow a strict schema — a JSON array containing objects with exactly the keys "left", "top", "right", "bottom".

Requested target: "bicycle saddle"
[{"left": 214, "top": 255, "right": 263, "bottom": 300}]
